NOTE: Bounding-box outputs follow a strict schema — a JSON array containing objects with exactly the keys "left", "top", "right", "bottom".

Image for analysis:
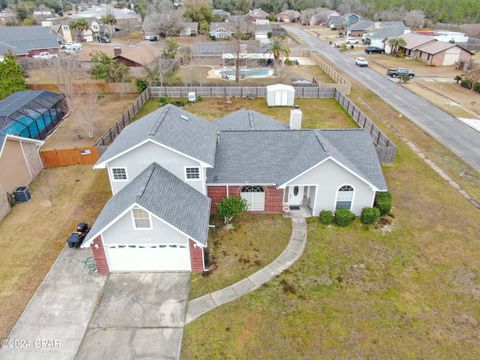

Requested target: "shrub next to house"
[
  {"left": 335, "top": 208, "right": 355, "bottom": 227},
  {"left": 361, "top": 207, "right": 381, "bottom": 224},
  {"left": 216, "top": 196, "right": 248, "bottom": 224},
  {"left": 375, "top": 191, "right": 392, "bottom": 216},
  {"left": 319, "top": 210, "right": 334, "bottom": 225}
]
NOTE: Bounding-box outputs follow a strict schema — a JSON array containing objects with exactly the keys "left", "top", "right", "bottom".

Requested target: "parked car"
[
  {"left": 387, "top": 68, "right": 416, "bottom": 78},
  {"left": 144, "top": 35, "right": 159, "bottom": 41},
  {"left": 345, "top": 38, "right": 359, "bottom": 44},
  {"left": 98, "top": 35, "right": 111, "bottom": 43},
  {"left": 355, "top": 57, "right": 369, "bottom": 67},
  {"left": 32, "top": 52, "right": 58, "bottom": 60},
  {"left": 364, "top": 46, "right": 385, "bottom": 54},
  {"left": 63, "top": 41, "right": 82, "bottom": 51}
]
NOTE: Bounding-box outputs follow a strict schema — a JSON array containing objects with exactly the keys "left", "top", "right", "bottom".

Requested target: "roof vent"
[{"left": 180, "top": 115, "right": 189, "bottom": 121}]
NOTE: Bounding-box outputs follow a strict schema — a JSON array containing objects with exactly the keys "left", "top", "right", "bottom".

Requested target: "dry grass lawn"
[
  {"left": 189, "top": 214, "right": 291, "bottom": 299},
  {"left": 42, "top": 93, "right": 137, "bottom": 150},
  {"left": 181, "top": 108, "right": 480, "bottom": 360},
  {"left": 0, "top": 165, "right": 110, "bottom": 340},
  {"left": 134, "top": 98, "right": 357, "bottom": 129}
]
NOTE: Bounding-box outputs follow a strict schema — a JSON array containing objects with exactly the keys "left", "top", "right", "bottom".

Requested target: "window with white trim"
[
  {"left": 185, "top": 167, "right": 200, "bottom": 180},
  {"left": 336, "top": 185, "right": 354, "bottom": 209},
  {"left": 132, "top": 207, "right": 152, "bottom": 229},
  {"left": 111, "top": 167, "right": 127, "bottom": 181}
]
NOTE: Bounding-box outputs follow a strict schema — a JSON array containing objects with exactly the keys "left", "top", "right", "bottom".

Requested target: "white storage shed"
[{"left": 266, "top": 84, "right": 295, "bottom": 107}]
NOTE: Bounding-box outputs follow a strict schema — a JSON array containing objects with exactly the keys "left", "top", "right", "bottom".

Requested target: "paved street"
[{"left": 287, "top": 26, "right": 480, "bottom": 172}]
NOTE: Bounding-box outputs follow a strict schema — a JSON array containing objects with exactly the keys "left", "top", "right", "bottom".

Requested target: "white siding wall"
[
  {"left": 285, "top": 159, "right": 375, "bottom": 215},
  {"left": 102, "top": 209, "right": 188, "bottom": 245},
  {"left": 107, "top": 141, "right": 206, "bottom": 195}
]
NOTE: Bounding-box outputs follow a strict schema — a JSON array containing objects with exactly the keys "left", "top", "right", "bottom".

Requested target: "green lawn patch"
[{"left": 189, "top": 214, "right": 291, "bottom": 299}]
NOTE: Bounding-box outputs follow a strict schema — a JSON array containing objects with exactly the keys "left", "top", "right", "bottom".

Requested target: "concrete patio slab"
[{"left": 0, "top": 248, "right": 106, "bottom": 360}]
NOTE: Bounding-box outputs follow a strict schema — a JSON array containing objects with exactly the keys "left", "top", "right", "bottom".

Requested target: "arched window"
[
  {"left": 241, "top": 186, "right": 264, "bottom": 193},
  {"left": 336, "top": 185, "right": 354, "bottom": 209}
]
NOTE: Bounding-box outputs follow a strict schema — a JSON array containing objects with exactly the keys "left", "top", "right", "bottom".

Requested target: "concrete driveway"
[
  {"left": 0, "top": 248, "right": 106, "bottom": 360},
  {"left": 76, "top": 273, "right": 190, "bottom": 360}
]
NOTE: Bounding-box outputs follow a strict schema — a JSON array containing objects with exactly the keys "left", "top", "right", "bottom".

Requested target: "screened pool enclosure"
[{"left": 0, "top": 91, "right": 68, "bottom": 140}]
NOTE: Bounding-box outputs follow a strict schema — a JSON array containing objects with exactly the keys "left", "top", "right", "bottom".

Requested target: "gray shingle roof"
[
  {"left": 215, "top": 109, "right": 288, "bottom": 131},
  {"left": 348, "top": 20, "right": 374, "bottom": 31},
  {"left": 208, "top": 129, "right": 387, "bottom": 190},
  {"left": 96, "top": 104, "right": 217, "bottom": 166},
  {"left": 366, "top": 22, "right": 408, "bottom": 40},
  {"left": 84, "top": 163, "right": 211, "bottom": 246},
  {"left": 0, "top": 26, "right": 60, "bottom": 56}
]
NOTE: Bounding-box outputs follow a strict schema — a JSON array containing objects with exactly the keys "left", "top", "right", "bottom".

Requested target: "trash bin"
[{"left": 14, "top": 186, "right": 31, "bottom": 202}]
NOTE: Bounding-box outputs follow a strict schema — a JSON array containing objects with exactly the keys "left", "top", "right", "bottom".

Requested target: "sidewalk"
[{"left": 185, "top": 217, "right": 307, "bottom": 324}]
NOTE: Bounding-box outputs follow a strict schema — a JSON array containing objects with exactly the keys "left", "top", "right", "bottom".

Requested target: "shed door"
[
  {"left": 240, "top": 186, "right": 265, "bottom": 211},
  {"left": 274, "top": 91, "right": 288, "bottom": 106},
  {"left": 106, "top": 244, "right": 191, "bottom": 272}
]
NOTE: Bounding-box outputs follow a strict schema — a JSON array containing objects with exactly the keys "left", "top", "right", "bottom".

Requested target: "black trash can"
[{"left": 14, "top": 186, "right": 31, "bottom": 202}]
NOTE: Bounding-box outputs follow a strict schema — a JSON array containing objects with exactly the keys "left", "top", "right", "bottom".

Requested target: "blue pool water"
[
  {"left": 1, "top": 111, "right": 57, "bottom": 139},
  {"left": 220, "top": 68, "right": 273, "bottom": 79}
]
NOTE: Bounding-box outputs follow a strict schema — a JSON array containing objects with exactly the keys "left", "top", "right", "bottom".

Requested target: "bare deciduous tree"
[
  {"left": 78, "top": 90, "right": 106, "bottom": 139},
  {"left": 49, "top": 56, "right": 80, "bottom": 108}
]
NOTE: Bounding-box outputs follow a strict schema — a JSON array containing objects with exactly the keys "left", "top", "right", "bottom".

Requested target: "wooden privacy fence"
[
  {"left": 149, "top": 85, "right": 337, "bottom": 98},
  {"left": 95, "top": 88, "right": 151, "bottom": 148},
  {"left": 308, "top": 52, "right": 352, "bottom": 95},
  {"left": 334, "top": 91, "right": 396, "bottom": 164},
  {"left": 40, "top": 146, "right": 99, "bottom": 168}
]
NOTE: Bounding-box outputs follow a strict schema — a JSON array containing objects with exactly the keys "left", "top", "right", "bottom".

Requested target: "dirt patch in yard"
[
  {"left": 0, "top": 165, "right": 110, "bottom": 340},
  {"left": 42, "top": 93, "right": 137, "bottom": 150}
]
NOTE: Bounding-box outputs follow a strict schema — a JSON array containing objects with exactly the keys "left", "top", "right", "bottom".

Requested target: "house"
[
  {"left": 113, "top": 45, "right": 161, "bottom": 67},
  {"left": 413, "top": 29, "right": 468, "bottom": 43},
  {"left": 0, "top": 26, "right": 61, "bottom": 58},
  {"left": 276, "top": 10, "right": 300, "bottom": 23},
  {"left": 412, "top": 41, "right": 473, "bottom": 66},
  {"left": 209, "top": 22, "right": 233, "bottom": 39},
  {"left": 180, "top": 22, "right": 198, "bottom": 36},
  {"left": 0, "top": 134, "right": 44, "bottom": 221},
  {"left": 82, "top": 104, "right": 387, "bottom": 273},
  {"left": 342, "top": 13, "right": 361, "bottom": 27},
  {"left": 347, "top": 20, "right": 374, "bottom": 37},
  {"left": 399, "top": 33, "right": 436, "bottom": 57},
  {"left": 307, "top": 10, "right": 340, "bottom": 26},
  {"left": 70, "top": 5, "right": 141, "bottom": 31},
  {"left": 363, "top": 22, "right": 409, "bottom": 51},
  {"left": 248, "top": 8, "right": 269, "bottom": 23},
  {"left": 52, "top": 23, "right": 73, "bottom": 42},
  {"left": 68, "top": 17, "right": 101, "bottom": 42},
  {"left": 328, "top": 16, "right": 344, "bottom": 30}
]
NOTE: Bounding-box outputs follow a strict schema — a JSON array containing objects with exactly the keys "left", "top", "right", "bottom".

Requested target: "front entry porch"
[{"left": 284, "top": 185, "right": 315, "bottom": 217}]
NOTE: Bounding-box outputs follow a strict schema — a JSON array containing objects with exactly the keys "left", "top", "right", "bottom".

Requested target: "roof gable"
[
  {"left": 95, "top": 104, "right": 217, "bottom": 167},
  {"left": 83, "top": 163, "right": 211, "bottom": 247}
]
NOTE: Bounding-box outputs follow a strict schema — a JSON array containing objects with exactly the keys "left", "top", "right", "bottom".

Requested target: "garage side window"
[
  {"left": 132, "top": 207, "right": 152, "bottom": 229},
  {"left": 185, "top": 167, "right": 200, "bottom": 180},
  {"left": 111, "top": 167, "right": 128, "bottom": 181},
  {"left": 336, "top": 185, "right": 354, "bottom": 209}
]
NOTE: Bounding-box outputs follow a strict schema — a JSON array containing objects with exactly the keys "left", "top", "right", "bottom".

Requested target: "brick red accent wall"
[
  {"left": 91, "top": 236, "right": 110, "bottom": 274},
  {"left": 207, "top": 185, "right": 284, "bottom": 213},
  {"left": 190, "top": 239, "right": 205, "bottom": 273}
]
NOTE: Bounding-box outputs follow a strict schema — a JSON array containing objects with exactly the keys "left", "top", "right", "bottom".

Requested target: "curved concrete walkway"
[{"left": 185, "top": 217, "right": 307, "bottom": 324}]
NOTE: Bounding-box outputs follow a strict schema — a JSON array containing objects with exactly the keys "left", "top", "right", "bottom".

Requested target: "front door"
[{"left": 288, "top": 186, "right": 304, "bottom": 206}]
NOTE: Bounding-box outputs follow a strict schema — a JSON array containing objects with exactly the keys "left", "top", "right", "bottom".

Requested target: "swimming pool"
[{"left": 219, "top": 68, "right": 273, "bottom": 80}]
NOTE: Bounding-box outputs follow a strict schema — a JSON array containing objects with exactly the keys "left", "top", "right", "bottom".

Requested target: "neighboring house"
[
  {"left": 113, "top": 45, "right": 162, "bottom": 67},
  {"left": 180, "top": 22, "right": 198, "bottom": 36},
  {"left": 399, "top": 33, "right": 436, "bottom": 57},
  {"left": 0, "top": 134, "right": 44, "bottom": 221},
  {"left": 0, "top": 26, "right": 61, "bottom": 58},
  {"left": 209, "top": 22, "right": 233, "bottom": 39},
  {"left": 414, "top": 29, "right": 468, "bottom": 43},
  {"left": 70, "top": 5, "right": 141, "bottom": 30},
  {"left": 342, "top": 12, "right": 361, "bottom": 27},
  {"left": 347, "top": 20, "right": 374, "bottom": 37},
  {"left": 364, "top": 22, "right": 409, "bottom": 51},
  {"left": 82, "top": 104, "right": 387, "bottom": 274},
  {"left": 412, "top": 41, "right": 473, "bottom": 66},
  {"left": 328, "top": 16, "right": 344, "bottom": 30},
  {"left": 276, "top": 10, "right": 300, "bottom": 23},
  {"left": 249, "top": 8, "right": 269, "bottom": 22},
  {"left": 307, "top": 10, "right": 340, "bottom": 26},
  {"left": 53, "top": 24, "right": 73, "bottom": 42}
]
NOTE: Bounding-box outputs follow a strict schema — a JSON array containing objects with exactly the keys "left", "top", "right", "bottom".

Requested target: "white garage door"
[
  {"left": 106, "top": 244, "right": 191, "bottom": 272},
  {"left": 240, "top": 186, "right": 265, "bottom": 211}
]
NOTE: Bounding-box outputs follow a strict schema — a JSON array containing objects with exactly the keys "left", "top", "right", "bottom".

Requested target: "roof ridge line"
[
  {"left": 136, "top": 164, "right": 156, "bottom": 201},
  {"left": 149, "top": 106, "right": 171, "bottom": 136}
]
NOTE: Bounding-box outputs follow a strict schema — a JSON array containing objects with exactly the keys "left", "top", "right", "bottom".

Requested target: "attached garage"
[
  {"left": 106, "top": 244, "right": 191, "bottom": 272},
  {"left": 266, "top": 84, "right": 295, "bottom": 107},
  {"left": 240, "top": 186, "right": 265, "bottom": 211}
]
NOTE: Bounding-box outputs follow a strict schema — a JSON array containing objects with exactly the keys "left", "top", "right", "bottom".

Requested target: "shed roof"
[
  {"left": 83, "top": 163, "right": 211, "bottom": 246},
  {"left": 266, "top": 84, "right": 295, "bottom": 92},
  {"left": 95, "top": 104, "right": 217, "bottom": 167}
]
